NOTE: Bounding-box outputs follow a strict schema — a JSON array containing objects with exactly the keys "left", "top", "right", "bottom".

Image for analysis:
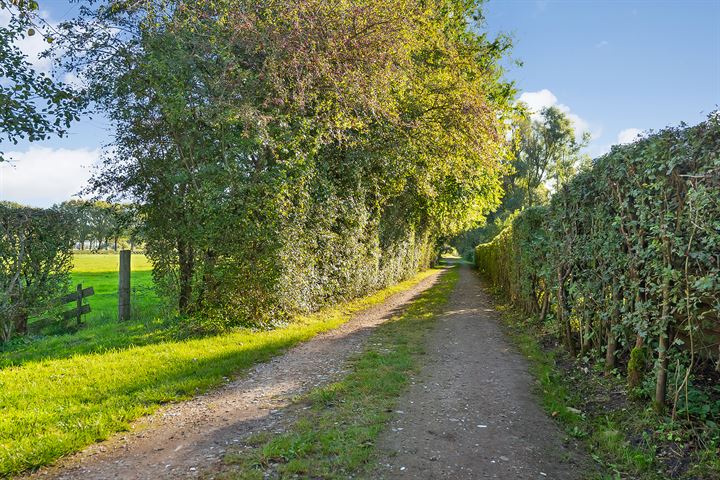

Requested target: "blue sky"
[
  {"left": 483, "top": 0, "right": 720, "bottom": 156},
  {"left": 1, "top": 0, "right": 719, "bottom": 206}
]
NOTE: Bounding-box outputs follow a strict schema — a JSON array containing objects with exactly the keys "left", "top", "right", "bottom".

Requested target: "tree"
[
  {"left": 56, "top": 200, "right": 91, "bottom": 249},
  {"left": 515, "top": 105, "right": 587, "bottom": 207},
  {"left": 0, "top": 1, "right": 85, "bottom": 161},
  {"left": 56, "top": 200, "right": 136, "bottom": 250},
  {"left": 58, "top": 0, "right": 515, "bottom": 326}
]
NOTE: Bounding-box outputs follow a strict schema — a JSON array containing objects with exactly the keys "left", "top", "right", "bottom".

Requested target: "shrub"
[{"left": 0, "top": 204, "right": 74, "bottom": 342}]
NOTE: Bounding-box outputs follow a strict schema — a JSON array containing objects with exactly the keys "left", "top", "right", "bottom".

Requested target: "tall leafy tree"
[
  {"left": 515, "top": 105, "right": 587, "bottom": 207},
  {"left": 58, "top": 0, "right": 515, "bottom": 325}
]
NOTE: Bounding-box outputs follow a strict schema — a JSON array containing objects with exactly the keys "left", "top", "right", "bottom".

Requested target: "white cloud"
[
  {"left": 518, "top": 89, "right": 558, "bottom": 115},
  {"left": 595, "top": 40, "right": 609, "bottom": 48},
  {"left": 617, "top": 128, "right": 643, "bottom": 144},
  {"left": 0, "top": 147, "right": 100, "bottom": 207},
  {"left": 517, "top": 89, "right": 599, "bottom": 140}
]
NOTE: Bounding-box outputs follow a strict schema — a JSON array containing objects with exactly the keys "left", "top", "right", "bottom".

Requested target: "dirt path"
[
  {"left": 28, "top": 271, "right": 443, "bottom": 480},
  {"left": 373, "top": 263, "right": 591, "bottom": 479}
]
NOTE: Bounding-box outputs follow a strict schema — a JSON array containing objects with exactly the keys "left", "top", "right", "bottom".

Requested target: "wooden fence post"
[
  {"left": 76, "top": 283, "right": 83, "bottom": 325},
  {"left": 119, "top": 249, "right": 131, "bottom": 321}
]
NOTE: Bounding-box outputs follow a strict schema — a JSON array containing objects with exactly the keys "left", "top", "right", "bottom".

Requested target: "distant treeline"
[{"left": 55, "top": 200, "right": 141, "bottom": 251}]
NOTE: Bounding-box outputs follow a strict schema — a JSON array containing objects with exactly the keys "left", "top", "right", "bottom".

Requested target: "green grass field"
[
  {"left": 71, "top": 253, "right": 156, "bottom": 321},
  {"left": 0, "top": 254, "right": 165, "bottom": 368},
  {"left": 0, "top": 256, "right": 440, "bottom": 477}
]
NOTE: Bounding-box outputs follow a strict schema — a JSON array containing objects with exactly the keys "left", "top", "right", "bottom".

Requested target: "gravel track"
[
  {"left": 27, "top": 264, "right": 592, "bottom": 480},
  {"left": 27, "top": 271, "right": 443, "bottom": 480},
  {"left": 373, "top": 263, "right": 591, "bottom": 479}
]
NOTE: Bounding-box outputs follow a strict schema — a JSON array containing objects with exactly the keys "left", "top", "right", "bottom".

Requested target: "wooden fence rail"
[{"left": 58, "top": 283, "right": 94, "bottom": 324}]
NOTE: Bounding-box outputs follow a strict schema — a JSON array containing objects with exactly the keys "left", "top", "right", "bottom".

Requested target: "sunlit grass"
[
  {"left": 0, "top": 253, "right": 161, "bottom": 368},
  {"left": 0, "top": 266, "right": 440, "bottom": 477},
  {"left": 71, "top": 252, "right": 153, "bottom": 273}
]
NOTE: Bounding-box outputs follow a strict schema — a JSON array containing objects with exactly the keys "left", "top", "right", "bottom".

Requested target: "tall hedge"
[
  {"left": 61, "top": 0, "right": 514, "bottom": 331},
  {"left": 476, "top": 115, "right": 720, "bottom": 413}
]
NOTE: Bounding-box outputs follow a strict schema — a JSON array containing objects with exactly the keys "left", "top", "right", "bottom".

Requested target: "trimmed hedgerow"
[{"left": 476, "top": 114, "right": 720, "bottom": 416}]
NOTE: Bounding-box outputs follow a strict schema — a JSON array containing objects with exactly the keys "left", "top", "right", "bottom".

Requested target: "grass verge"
[
  {"left": 0, "top": 268, "right": 440, "bottom": 477},
  {"left": 491, "top": 302, "right": 720, "bottom": 480},
  {"left": 1, "top": 254, "right": 161, "bottom": 368},
  {"left": 214, "top": 265, "right": 459, "bottom": 480}
]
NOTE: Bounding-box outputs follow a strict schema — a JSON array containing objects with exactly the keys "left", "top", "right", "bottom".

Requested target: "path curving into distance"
[
  {"left": 28, "top": 262, "right": 591, "bottom": 480},
  {"left": 27, "top": 272, "right": 444, "bottom": 480}
]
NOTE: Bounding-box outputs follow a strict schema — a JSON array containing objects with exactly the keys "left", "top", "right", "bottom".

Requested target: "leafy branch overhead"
[{"left": 0, "top": 1, "right": 86, "bottom": 161}]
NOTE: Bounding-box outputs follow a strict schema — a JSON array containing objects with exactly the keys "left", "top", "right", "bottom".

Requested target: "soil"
[
  {"left": 372, "top": 263, "right": 591, "bottom": 479},
  {"left": 26, "top": 271, "right": 443, "bottom": 480},
  {"left": 28, "top": 263, "right": 594, "bottom": 480}
]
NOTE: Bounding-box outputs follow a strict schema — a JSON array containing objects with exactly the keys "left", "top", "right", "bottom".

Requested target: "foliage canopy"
[
  {"left": 57, "top": 0, "right": 515, "bottom": 326},
  {"left": 0, "top": 0, "right": 85, "bottom": 160}
]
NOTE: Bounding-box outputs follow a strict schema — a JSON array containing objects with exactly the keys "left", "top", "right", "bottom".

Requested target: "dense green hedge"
[
  {"left": 476, "top": 115, "right": 720, "bottom": 413},
  {"left": 68, "top": 0, "right": 515, "bottom": 333}
]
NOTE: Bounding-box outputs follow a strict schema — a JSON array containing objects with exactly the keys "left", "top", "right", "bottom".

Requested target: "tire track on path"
[{"left": 28, "top": 270, "right": 443, "bottom": 480}]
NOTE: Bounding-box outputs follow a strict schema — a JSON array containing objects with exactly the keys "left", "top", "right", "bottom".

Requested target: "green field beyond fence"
[
  {"left": 0, "top": 254, "right": 164, "bottom": 368},
  {"left": 70, "top": 253, "right": 155, "bottom": 320}
]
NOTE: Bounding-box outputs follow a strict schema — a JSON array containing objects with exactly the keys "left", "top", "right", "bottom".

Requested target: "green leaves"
[
  {"left": 52, "top": 0, "right": 513, "bottom": 327},
  {"left": 0, "top": 4, "right": 86, "bottom": 161},
  {"left": 476, "top": 113, "right": 720, "bottom": 419},
  {"left": 0, "top": 203, "right": 74, "bottom": 342}
]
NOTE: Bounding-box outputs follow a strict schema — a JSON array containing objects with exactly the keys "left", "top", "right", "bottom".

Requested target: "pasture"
[{"left": 0, "top": 253, "right": 165, "bottom": 368}]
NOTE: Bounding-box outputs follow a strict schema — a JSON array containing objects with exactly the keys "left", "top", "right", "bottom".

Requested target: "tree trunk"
[
  {"left": 539, "top": 286, "right": 549, "bottom": 321},
  {"left": 14, "top": 311, "right": 28, "bottom": 336},
  {"left": 177, "top": 239, "right": 194, "bottom": 314},
  {"left": 581, "top": 311, "right": 591, "bottom": 354},
  {"left": 529, "top": 277, "right": 540, "bottom": 315},
  {"left": 605, "top": 284, "right": 620, "bottom": 375},
  {"left": 605, "top": 327, "right": 617, "bottom": 375},
  {"left": 655, "top": 327, "right": 670, "bottom": 412},
  {"left": 655, "top": 271, "right": 672, "bottom": 412},
  {"left": 557, "top": 267, "right": 575, "bottom": 355},
  {"left": 628, "top": 334, "right": 646, "bottom": 389}
]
